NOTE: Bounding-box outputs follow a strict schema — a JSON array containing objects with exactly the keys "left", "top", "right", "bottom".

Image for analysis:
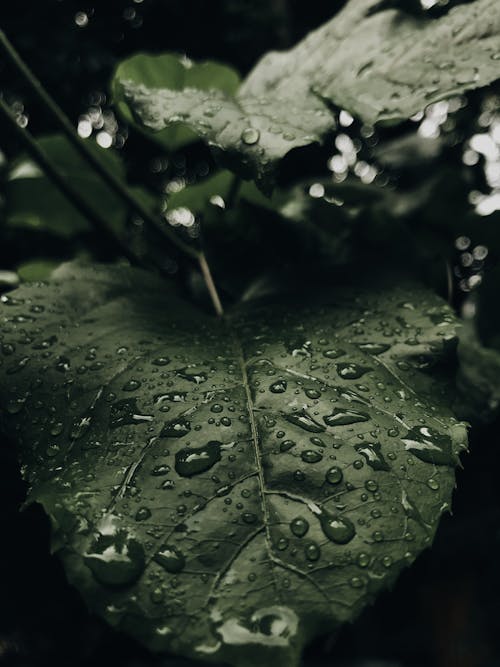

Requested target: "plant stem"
[
  {"left": 198, "top": 252, "right": 224, "bottom": 317},
  {"left": 0, "top": 29, "right": 197, "bottom": 261},
  {"left": 446, "top": 259, "right": 454, "bottom": 305},
  {"left": 0, "top": 28, "right": 225, "bottom": 317},
  {"left": 0, "top": 98, "right": 141, "bottom": 267},
  {"left": 226, "top": 176, "right": 242, "bottom": 209}
]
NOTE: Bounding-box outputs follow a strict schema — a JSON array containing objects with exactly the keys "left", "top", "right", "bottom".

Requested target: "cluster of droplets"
[
  {"left": 77, "top": 91, "right": 125, "bottom": 150},
  {"left": 453, "top": 235, "right": 488, "bottom": 293},
  {"left": 0, "top": 284, "right": 467, "bottom": 643},
  {"left": 464, "top": 94, "right": 500, "bottom": 216}
]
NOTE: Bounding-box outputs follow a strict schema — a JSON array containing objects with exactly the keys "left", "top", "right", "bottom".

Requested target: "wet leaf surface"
[
  {"left": 0, "top": 263, "right": 467, "bottom": 667},
  {"left": 114, "top": 0, "right": 500, "bottom": 185},
  {"left": 112, "top": 54, "right": 241, "bottom": 152}
]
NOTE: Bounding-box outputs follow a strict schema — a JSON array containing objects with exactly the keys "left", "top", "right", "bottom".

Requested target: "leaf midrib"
[{"left": 230, "top": 326, "right": 283, "bottom": 603}]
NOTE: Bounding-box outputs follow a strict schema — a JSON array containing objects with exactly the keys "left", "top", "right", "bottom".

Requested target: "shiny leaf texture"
[
  {"left": 112, "top": 53, "right": 333, "bottom": 186},
  {"left": 112, "top": 54, "right": 241, "bottom": 151},
  {"left": 114, "top": 0, "right": 500, "bottom": 184},
  {"left": 0, "top": 264, "right": 467, "bottom": 667},
  {"left": 244, "top": 0, "right": 500, "bottom": 125}
]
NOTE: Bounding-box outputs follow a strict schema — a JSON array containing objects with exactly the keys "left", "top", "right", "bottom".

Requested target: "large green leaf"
[
  {"left": 5, "top": 135, "right": 156, "bottom": 239},
  {"left": 244, "top": 0, "right": 500, "bottom": 125},
  {"left": 0, "top": 264, "right": 467, "bottom": 667},
  {"left": 114, "top": 0, "right": 500, "bottom": 184},
  {"left": 112, "top": 54, "right": 241, "bottom": 152}
]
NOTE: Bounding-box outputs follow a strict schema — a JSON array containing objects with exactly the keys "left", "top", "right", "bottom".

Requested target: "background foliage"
[{"left": 1, "top": 1, "right": 500, "bottom": 666}]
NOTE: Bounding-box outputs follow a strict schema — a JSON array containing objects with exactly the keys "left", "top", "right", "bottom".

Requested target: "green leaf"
[
  {"left": 245, "top": 0, "right": 500, "bottom": 126},
  {"left": 165, "top": 170, "right": 272, "bottom": 217},
  {"left": 16, "top": 259, "right": 61, "bottom": 282},
  {"left": 114, "top": 0, "right": 500, "bottom": 184},
  {"left": 0, "top": 264, "right": 467, "bottom": 667},
  {"left": 112, "top": 54, "right": 241, "bottom": 151},
  {"left": 112, "top": 54, "right": 333, "bottom": 186},
  {"left": 165, "top": 171, "right": 235, "bottom": 215},
  {"left": 5, "top": 135, "right": 156, "bottom": 239}
]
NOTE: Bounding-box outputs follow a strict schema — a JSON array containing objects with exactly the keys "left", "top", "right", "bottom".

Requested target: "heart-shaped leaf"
[
  {"left": 113, "top": 0, "right": 500, "bottom": 185},
  {"left": 0, "top": 264, "right": 467, "bottom": 667}
]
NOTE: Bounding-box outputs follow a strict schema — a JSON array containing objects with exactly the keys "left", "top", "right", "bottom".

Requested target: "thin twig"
[
  {"left": 0, "top": 98, "right": 141, "bottom": 267},
  {"left": 198, "top": 252, "right": 224, "bottom": 317}
]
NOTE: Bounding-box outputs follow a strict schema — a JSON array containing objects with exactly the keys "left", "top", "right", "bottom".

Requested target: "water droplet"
[
  {"left": 357, "top": 342, "right": 390, "bottom": 355},
  {"left": 160, "top": 416, "right": 191, "bottom": 438},
  {"left": 175, "top": 441, "right": 222, "bottom": 477},
  {"left": 323, "top": 348, "right": 345, "bottom": 359},
  {"left": 320, "top": 511, "right": 356, "bottom": 544},
  {"left": 382, "top": 555, "right": 393, "bottom": 568},
  {"left": 135, "top": 507, "right": 151, "bottom": 521},
  {"left": 122, "top": 379, "right": 141, "bottom": 392},
  {"left": 109, "top": 398, "right": 153, "bottom": 429},
  {"left": 154, "top": 545, "right": 185, "bottom": 573},
  {"left": 336, "top": 363, "right": 371, "bottom": 380},
  {"left": 325, "top": 466, "right": 343, "bottom": 484},
  {"left": 55, "top": 356, "right": 71, "bottom": 373},
  {"left": 305, "top": 388, "right": 321, "bottom": 399},
  {"left": 285, "top": 410, "right": 325, "bottom": 433},
  {"left": 401, "top": 426, "right": 455, "bottom": 465},
  {"left": 286, "top": 338, "right": 312, "bottom": 358},
  {"left": 357, "top": 552, "right": 370, "bottom": 568},
  {"left": 290, "top": 517, "right": 309, "bottom": 537},
  {"left": 270, "top": 380, "right": 287, "bottom": 394},
  {"left": 276, "top": 537, "right": 289, "bottom": 551},
  {"left": 301, "top": 450, "right": 323, "bottom": 464},
  {"left": 84, "top": 529, "right": 145, "bottom": 587},
  {"left": 151, "top": 464, "right": 171, "bottom": 476},
  {"left": 46, "top": 443, "right": 60, "bottom": 457},
  {"left": 280, "top": 439, "right": 296, "bottom": 452},
  {"left": 304, "top": 542, "right": 320, "bottom": 561},
  {"left": 154, "top": 392, "right": 187, "bottom": 404},
  {"left": 176, "top": 367, "right": 207, "bottom": 384},
  {"left": 241, "top": 127, "right": 260, "bottom": 145},
  {"left": 151, "top": 587, "right": 165, "bottom": 604},
  {"left": 50, "top": 422, "right": 64, "bottom": 436},
  {"left": 323, "top": 409, "right": 369, "bottom": 426},
  {"left": 152, "top": 357, "right": 170, "bottom": 366},
  {"left": 354, "top": 442, "right": 390, "bottom": 471}
]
